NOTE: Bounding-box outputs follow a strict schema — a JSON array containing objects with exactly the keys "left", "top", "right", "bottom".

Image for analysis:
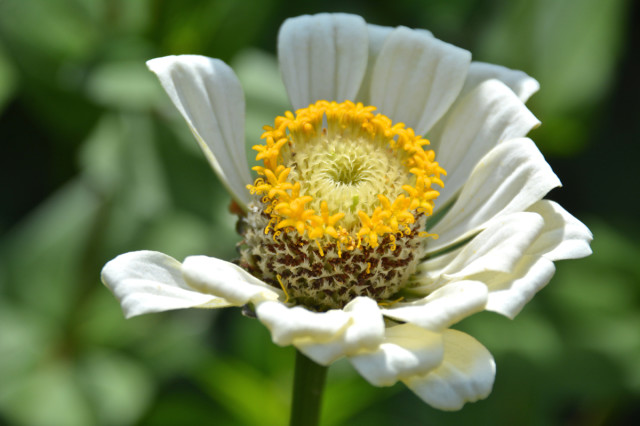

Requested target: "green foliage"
[
  {"left": 0, "top": 0, "right": 637, "bottom": 425},
  {"left": 476, "top": 0, "right": 628, "bottom": 156}
]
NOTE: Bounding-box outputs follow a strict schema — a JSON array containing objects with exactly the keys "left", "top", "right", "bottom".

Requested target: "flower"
[{"left": 102, "top": 13, "right": 592, "bottom": 410}]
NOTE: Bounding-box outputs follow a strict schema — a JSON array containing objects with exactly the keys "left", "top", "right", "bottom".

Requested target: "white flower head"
[{"left": 102, "top": 13, "right": 592, "bottom": 410}]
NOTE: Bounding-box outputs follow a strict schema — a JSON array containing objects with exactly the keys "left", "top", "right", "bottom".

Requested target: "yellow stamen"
[
  {"left": 378, "top": 296, "right": 404, "bottom": 307},
  {"left": 276, "top": 274, "right": 289, "bottom": 303},
  {"left": 388, "top": 234, "right": 397, "bottom": 251},
  {"left": 249, "top": 100, "right": 445, "bottom": 253},
  {"left": 418, "top": 231, "right": 439, "bottom": 240}
]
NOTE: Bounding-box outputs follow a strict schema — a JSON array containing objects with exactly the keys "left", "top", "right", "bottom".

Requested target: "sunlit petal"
[
  {"left": 429, "top": 138, "right": 560, "bottom": 252},
  {"left": 526, "top": 200, "right": 593, "bottom": 260},
  {"left": 349, "top": 324, "right": 444, "bottom": 386},
  {"left": 370, "top": 26, "right": 470, "bottom": 134},
  {"left": 483, "top": 254, "right": 556, "bottom": 318},
  {"left": 278, "top": 13, "right": 368, "bottom": 109},
  {"left": 255, "top": 301, "right": 351, "bottom": 346},
  {"left": 463, "top": 62, "right": 540, "bottom": 103},
  {"left": 147, "top": 55, "right": 252, "bottom": 207},
  {"left": 382, "top": 281, "right": 487, "bottom": 331},
  {"left": 434, "top": 80, "right": 540, "bottom": 210},
  {"left": 295, "top": 297, "right": 385, "bottom": 365},
  {"left": 182, "top": 255, "right": 281, "bottom": 306},
  {"left": 101, "top": 251, "right": 232, "bottom": 318},
  {"left": 404, "top": 330, "right": 495, "bottom": 410}
]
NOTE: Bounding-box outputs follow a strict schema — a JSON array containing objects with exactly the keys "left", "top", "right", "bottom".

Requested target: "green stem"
[{"left": 289, "top": 350, "right": 328, "bottom": 426}]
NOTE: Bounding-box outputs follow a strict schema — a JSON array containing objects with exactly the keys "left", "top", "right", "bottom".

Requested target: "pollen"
[{"left": 239, "top": 100, "right": 446, "bottom": 311}]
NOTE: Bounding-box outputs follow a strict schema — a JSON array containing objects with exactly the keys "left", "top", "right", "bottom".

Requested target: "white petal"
[
  {"left": 415, "top": 211, "right": 581, "bottom": 319},
  {"left": 295, "top": 297, "right": 385, "bottom": 365},
  {"left": 413, "top": 213, "right": 544, "bottom": 294},
  {"left": 349, "top": 324, "right": 444, "bottom": 386},
  {"left": 355, "top": 25, "right": 435, "bottom": 105},
  {"left": 434, "top": 80, "right": 540, "bottom": 210},
  {"left": 381, "top": 281, "right": 488, "bottom": 331},
  {"left": 440, "top": 212, "right": 545, "bottom": 279},
  {"left": 101, "top": 251, "right": 232, "bottom": 318},
  {"left": 429, "top": 138, "right": 561, "bottom": 252},
  {"left": 278, "top": 13, "right": 368, "bottom": 109},
  {"left": 484, "top": 255, "right": 556, "bottom": 318},
  {"left": 480, "top": 202, "right": 591, "bottom": 318},
  {"left": 428, "top": 62, "right": 539, "bottom": 148},
  {"left": 526, "top": 200, "right": 593, "bottom": 260},
  {"left": 462, "top": 62, "right": 540, "bottom": 103},
  {"left": 255, "top": 301, "right": 351, "bottom": 347},
  {"left": 409, "top": 250, "right": 462, "bottom": 294},
  {"left": 370, "top": 26, "right": 470, "bottom": 135},
  {"left": 355, "top": 24, "right": 394, "bottom": 105},
  {"left": 147, "top": 55, "right": 252, "bottom": 207},
  {"left": 181, "top": 255, "right": 281, "bottom": 306},
  {"left": 404, "top": 330, "right": 495, "bottom": 411},
  {"left": 423, "top": 213, "right": 552, "bottom": 319}
]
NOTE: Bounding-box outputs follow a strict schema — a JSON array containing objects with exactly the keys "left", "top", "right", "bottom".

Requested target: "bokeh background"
[{"left": 1, "top": 0, "right": 638, "bottom": 425}]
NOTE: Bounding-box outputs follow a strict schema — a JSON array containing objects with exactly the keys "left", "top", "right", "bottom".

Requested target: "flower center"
[
  {"left": 240, "top": 100, "right": 446, "bottom": 311},
  {"left": 247, "top": 100, "right": 446, "bottom": 249},
  {"left": 328, "top": 157, "right": 364, "bottom": 185}
]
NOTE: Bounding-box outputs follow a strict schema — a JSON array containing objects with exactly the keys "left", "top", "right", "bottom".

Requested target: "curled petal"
[
  {"left": 483, "top": 201, "right": 591, "bottom": 318},
  {"left": 411, "top": 250, "right": 461, "bottom": 294},
  {"left": 255, "top": 301, "right": 351, "bottom": 346},
  {"left": 429, "top": 138, "right": 560, "bottom": 252},
  {"left": 462, "top": 62, "right": 540, "bottom": 103},
  {"left": 411, "top": 211, "right": 591, "bottom": 318},
  {"left": 295, "top": 297, "right": 385, "bottom": 365},
  {"left": 440, "top": 212, "right": 545, "bottom": 279},
  {"left": 433, "top": 80, "right": 540, "bottom": 210},
  {"left": 434, "top": 80, "right": 540, "bottom": 210},
  {"left": 404, "top": 330, "right": 495, "bottom": 410},
  {"left": 428, "top": 66, "right": 540, "bottom": 158},
  {"left": 484, "top": 255, "right": 556, "bottom": 318},
  {"left": 413, "top": 213, "right": 548, "bottom": 318},
  {"left": 182, "top": 255, "right": 281, "bottom": 306},
  {"left": 526, "top": 200, "right": 593, "bottom": 260},
  {"left": 349, "top": 323, "right": 444, "bottom": 386},
  {"left": 381, "top": 281, "right": 488, "bottom": 331},
  {"left": 101, "top": 251, "right": 232, "bottom": 318},
  {"left": 415, "top": 211, "right": 587, "bottom": 318}
]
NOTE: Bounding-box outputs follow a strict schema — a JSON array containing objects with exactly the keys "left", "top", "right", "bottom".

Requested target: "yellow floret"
[{"left": 249, "top": 100, "right": 446, "bottom": 253}]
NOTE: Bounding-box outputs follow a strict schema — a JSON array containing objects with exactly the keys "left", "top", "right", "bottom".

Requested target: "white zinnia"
[{"left": 102, "top": 13, "right": 592, "bottom": 410}]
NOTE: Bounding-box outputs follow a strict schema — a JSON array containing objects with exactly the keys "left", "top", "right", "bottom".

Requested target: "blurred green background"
[{"left": 1, "top": 0, "right": 638, "bottom": 425}]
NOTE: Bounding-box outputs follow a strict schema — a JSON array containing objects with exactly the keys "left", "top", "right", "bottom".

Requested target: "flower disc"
[{"left": 240, "top": 100, "right": 446, "bottom": 310}]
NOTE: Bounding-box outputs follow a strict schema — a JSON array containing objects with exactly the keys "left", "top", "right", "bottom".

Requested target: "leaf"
[{"left": 477, "top": 0, "right": 627, "bottom": 155}]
